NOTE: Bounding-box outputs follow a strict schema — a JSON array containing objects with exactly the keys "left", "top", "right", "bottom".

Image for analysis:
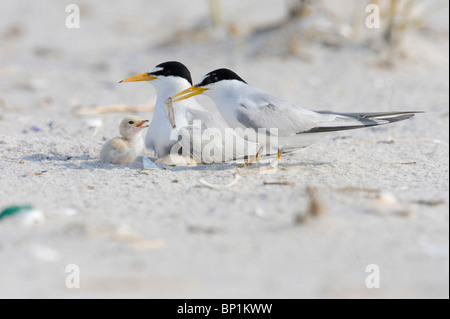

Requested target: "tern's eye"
[{"left": 128, "top": 121, "right": 134, "bottom": 124}]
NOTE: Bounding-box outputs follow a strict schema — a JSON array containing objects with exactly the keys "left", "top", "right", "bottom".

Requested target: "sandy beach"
[{"left": 0, "top": 0, "right": 448, "bottom": 298}]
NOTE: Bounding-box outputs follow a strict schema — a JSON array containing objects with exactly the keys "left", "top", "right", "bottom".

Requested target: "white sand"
[{"left": 0, "top": 0, "right": 448, "bottom": 298}]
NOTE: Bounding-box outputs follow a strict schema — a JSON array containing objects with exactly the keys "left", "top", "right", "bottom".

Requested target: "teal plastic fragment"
[{"left": 0, "top": 205, "right": 34, "bottom": 220}]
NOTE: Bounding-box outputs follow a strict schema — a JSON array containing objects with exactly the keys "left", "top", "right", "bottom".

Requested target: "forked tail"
[{"left": 303, "top": 111, "right": 422, "bottom": 133}]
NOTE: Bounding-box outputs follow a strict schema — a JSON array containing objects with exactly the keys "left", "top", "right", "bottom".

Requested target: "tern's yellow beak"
[
  {"left": 119, "top": 73, "right": 157, "bottom": 83},
  {"left": 171, "top": 86, "right": 209, "bottom": 103}
]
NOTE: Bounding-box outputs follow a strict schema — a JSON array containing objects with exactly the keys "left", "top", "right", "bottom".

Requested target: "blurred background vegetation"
[{"left": 158, "top": 0, "right": 448, "bottom": 67}]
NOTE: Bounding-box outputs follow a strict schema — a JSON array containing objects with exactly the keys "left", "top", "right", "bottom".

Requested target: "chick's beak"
[
  {"left": 171, "top": 86, "right": 209, "bottom": 103},
  {"left": 119, "top": 73, "right": 157, "bottom": 83},
  {"left": 136, "top": 120, "right": 149, "bottom": 128}
]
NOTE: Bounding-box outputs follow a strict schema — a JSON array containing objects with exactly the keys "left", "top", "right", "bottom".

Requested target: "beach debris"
[
  {"left": 254, "top": 207, "right": 267, "bottom": 218},
  {"left": 353, "top": 138, "right": 396, "bottom": 144},
  {"left": 39, "top": 97, "right": 54, "bottom": 108},
  {"left": 2, "top": 24, "right": 23, "bottom": 39},
  {"left": 84, "top": 118, "right": 103, "bottom": 129},
  {"left": 143, "top": 156, "right": 163, "bottom": 170},
  {"left": 377, "top": 192, "right": 399, "bottom": 207},
  {"left": 84, "top": 117, "right": 103, "bottom": 136},
  {"left": 19, "top": 159, "right": 25, "bottom": 164},
  {"left": 208, "top": 0, "right": 224, "bottom": 28},
  {"left": 0, "top": 205, "right": 33, "bottom": 219},
  {"left": 295, "top": 186, "right": 326, "bottom": 224},
  {"left": 54, "top": 208, "right": 78, "bottom": 216},
  {"left": 380, "top": 161, "right": 416, "bottom": 166},
  {"left": 352, "top": 138, "right": 447, "bottom": 145},
  {"left": 414, "top": 199, "right": 445, "bottom": 207},
  {"left": 375, "top": 191, "right": 413, "bottom": 217},
  {"left": 156, "top": 154, "right": 197, "bottom": 167},
  {"left": 418, "top": 237, "right": 449, "bottom": 258},
  {"left": 334, "top": 186, "right": 380, "bottom": 195},
  {"left": 31, "top": 125, "right": 42, "bottom": 132},
  {"left": 187, "top": 225, "right": 223, "bottom": 235},
  {"left": 33, "top": 46, "right": 63, "bottom": 59},
  {"left": 114, "top": 225, "right": 166, "bottom": 251},
  {"left": 199, "top": 172, "right": 241, "bottom": 190},
  {"left": 114, "top": 224, "right": 144, "bottom": 242},
  {"left": 133, "top": 239, "right": 167, "bottom": 251},
  {"left": 31, "top": 170, "right": 47, "bottom": 177},
  {"left": 20, "top": 209, "right": 45, "bottom": 226},
  {"left": 47, "top": 121, "right": 56, "bottom": 130},
  {"left": 263, "top": 181, "right": 295, "bottom": 186},
  {"left": 334, "top": 187, "right": 416, "bottom": 216},
  {"left": 306, "top": 186, "right": 327, "bottom": 217},
  {"left": 29, "top": 245, "right": 61, "bottom": 263},
  {"left": 73, "top": 103, "right": 154, "bottom": 115},
  {"left": 0, "top": 205, "right": 45, "bottom": 225}
]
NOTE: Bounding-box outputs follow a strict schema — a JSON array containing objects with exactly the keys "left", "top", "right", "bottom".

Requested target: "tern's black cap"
[
  {"left": 197, "top": 68, "right": 247, "bottom": 87},
  {"left": 148, "top": 61, "right": 193, "bottom": 85}
]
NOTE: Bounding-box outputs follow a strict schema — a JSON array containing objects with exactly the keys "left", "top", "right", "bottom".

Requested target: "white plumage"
[
  {"left": 172, "top": 68, "right": 420, "bottom": 152},
  {"left": 120, "top": 62, "right": 261, "bottom": 164}
]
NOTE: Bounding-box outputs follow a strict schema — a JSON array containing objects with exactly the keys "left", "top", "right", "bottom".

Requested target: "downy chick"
[{"left": 100, "top": 115, "right": 149, "bottom": 164}]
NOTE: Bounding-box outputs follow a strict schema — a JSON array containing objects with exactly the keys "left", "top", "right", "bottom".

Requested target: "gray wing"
[
  {"left": 235, "top": 88, "right": 421, "bottom": 135},
  {"left": 235, "top": 91, "right": 329, "bottom": 136}
]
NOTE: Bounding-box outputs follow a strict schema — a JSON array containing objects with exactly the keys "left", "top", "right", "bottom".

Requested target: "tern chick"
[{"left": 100, "top": 116, "right": 149, "bottom": 164}]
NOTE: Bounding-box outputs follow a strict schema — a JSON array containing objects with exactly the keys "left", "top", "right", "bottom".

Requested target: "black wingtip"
[
  {"left": 386, "top": 114, "right": 414, "bottom": 123},
  {"left": 301, "top": 111, "right": 422, "bottom": 134}
]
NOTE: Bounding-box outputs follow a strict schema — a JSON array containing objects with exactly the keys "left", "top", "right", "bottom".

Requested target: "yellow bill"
[
  {"left": 171, "top": 86, "right": 209, "bottom": 103},
  {"left": 119, "top": 73, "right": 157, "bottom": 83}
]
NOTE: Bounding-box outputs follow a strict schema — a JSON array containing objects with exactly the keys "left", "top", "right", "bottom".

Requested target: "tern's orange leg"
[
  {"left": 275, "top": 148, "right": 282, "bottom": 161},
  {"left": 247, "top": 146, "right": 264, "bottom": 165},
  {"left": 260, "top": 148, "right": 282, "bottom": 171},
  {"left": 236, "top": 146, "right": 263, "bottom": 167}
]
